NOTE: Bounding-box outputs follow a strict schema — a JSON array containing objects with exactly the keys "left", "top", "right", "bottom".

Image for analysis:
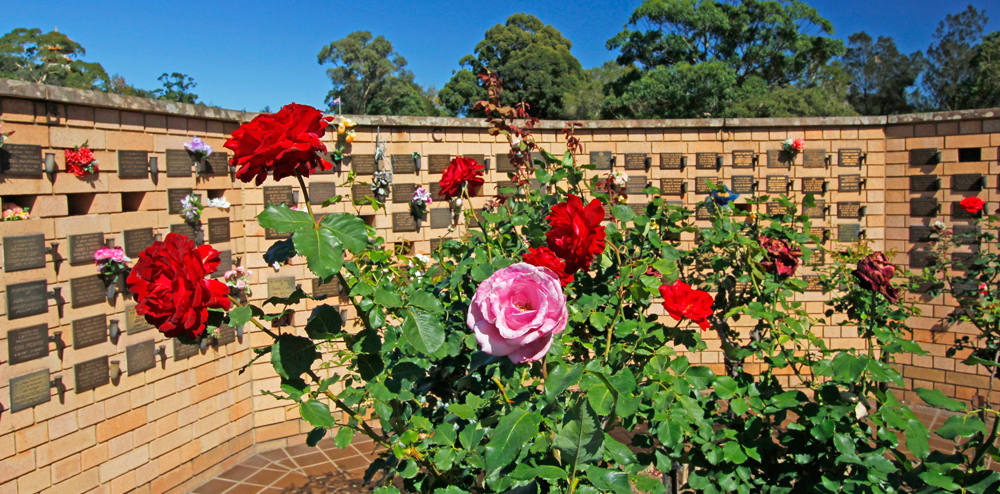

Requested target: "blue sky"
[{"left": 3, "top": 0, "right": 998, "bottom": 112}]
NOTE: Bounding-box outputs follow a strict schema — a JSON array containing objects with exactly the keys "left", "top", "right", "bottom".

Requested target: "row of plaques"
[
  {"left": 909, "top": 199, "right": 989, "bottom": 218},
  {"left": 0, "top": 145, "right": 230, "bottom": 178}
]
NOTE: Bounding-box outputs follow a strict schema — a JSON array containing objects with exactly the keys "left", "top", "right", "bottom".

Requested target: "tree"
[
  {"left": 843, "top": 32, "right": 925, "bottom": 115},
  {"left": 317, "top": 31, "right": 440, "bottom": 116},
  {"left": 438, "top": 14, "right": 588, "bottom": 118},
  {"left": 968, "top": 32, "right": 1000, "bottom": 109},
  {"left": 0, "top": 28, "right": 109, "bottom": 90},
  {"left": 107, "top": 74, "right": 156, "bottom": 98},
  {"left": 154, "top": 72, "right": 198, "bottom": 104},
  {"left": 603, "top": 0, "right": 851, "bottom": 118},
  {"left": 562, "top": 61, "right": 633, "bottom": 120},
  {"left": 923, "top": 6, "right": 989, "bottom": 111}
]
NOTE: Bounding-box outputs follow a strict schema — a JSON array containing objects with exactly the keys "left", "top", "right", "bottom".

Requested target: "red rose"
[
  {"left": 659, "top": 280, "right": 714, "bottom": 331},
  {"left": 439, "top": 157, "right": 485, "bottom": 200},
  {"left": 960, "top": 197, "right": 985, "bottom": 214},
  {"left": 126, "top": 233, "right": 232, "bottom": 340},
  {"left": 522, "top": 246, "right": 574, "bottom": 286},
  {"left": 65, "top": 147, "right": 98, "bottom": 177},
  {"left": 759, "top": 236, "right": 802, "bottom": 277},
  {"left": 852, "top": 252, "right": 899, "bottom": 302},
  {"left": 546, "top": 195, "right": 606, "bottom": 274},
  {"left": 224, "top": 103, "right": 334, "bottom": 186}
]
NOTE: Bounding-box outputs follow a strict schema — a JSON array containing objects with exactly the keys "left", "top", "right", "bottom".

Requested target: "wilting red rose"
[
  {"left": 127, "top": 233, "right": 232, "bottom": 340},
  {"left": 224, "top": 103, "right": 334, "bottom": 186},
  {"left": 439, "top": 157, "right": 485, "bottom": 200},
  {"left": 523, "top": 246, "right": 574, "bottom": 286},
  {"left": 853, "top": 252, "right": 899, "bottom": 302},
  {"left": 659, "top": 280, "right": 714, "bottom": 331},
  {"left": 546, "top": 195, "right": 606, "bottom": 274},
  {"left": 65, "top": 147, "right": 98, "bottom": 177},
  {"left": 960, "top": 197, "right": 985, "bottom": 214},
  {"left": 759, "top": 236, "right": 802, "bottom": 277}
]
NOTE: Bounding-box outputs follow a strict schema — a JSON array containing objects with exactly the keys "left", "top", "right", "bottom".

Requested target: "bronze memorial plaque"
[
  {"left": 910, "top": 175, "right": 940, "bottom": 192},
  {"left": 695, "top": 204, "right": 711, "bottom": 220},
  {"left": 203, "top": 152, "right": 229, "bottom": 176},
  {"left": 838, "top": 202, "right": 862, "bottom": 219},
  {"left": 126, "top": 340, "right": 156, "bottom": 375},
  {"left": 211, "top": 250, "right": 232, "bottom": 278},
  {"left": 659, "top": 153, "right": 683, "bottom": 170},
  {"left": 626, "top": 176, "right": 647, "bottom": 195},
  {"left": 591, "top": 151, "right": 613, "bottom": 170},
  {"left": 910, "top": 226, "right": 935, "bottom": 243},
  {"left": 838, "top": 174, "right": 862, "bottom": 193},
  {"left": 0, "top": 144, "right": 43, "bottom": 175},
  {"left": 9, "top": 370, "right": 51, "bottom": 412},
  {"left": 428, "top": 155, "right": 451, "bottom": 174},
  {"left": 69, "top": 232, "right": 104, "bottom": 265},
  {"left": 173, "top": 339, "right": 200, "bottom": 361},
  {"left": 695, "top": 177, "right": 719, "bottom": 194},
  {"left": 766, "top": 175, "right": 789, "bottom": 194},
  {"left": 696, "top": 153, "right": 718, "bottom": 170},
  {"left": 3, "top": 233, "right": 46, "bottom": 272},
  {"left": 123, "top": 228, "right": 154, "bottom": 258},
  {"left": 803, "top": 149, "right": 826, "bottom": 169},
  {"left": 216, "top": 326, "right": 236, "bottom": 346},
  {"left": 312, "top": 277, "right": 340, "bottom": 299},
  {"left": 207, "top": 217, "right": 230, "bottom": 244},
  {"left": 809, "top": 227, "right": 829, "bottom": 243},
  {"left": 496, "top": 154, "right": 515, "bottom": 173},
  {"left": 75, "top": 356, "right": 109, "bottom": 394},
  {"left": 767, "top": 149, "right": 790, "bottom": 169},
  {"left": 309, "top": 182, "right": 337, "bottom": 205},
  {"left": 391, "top": 154, "right": 416, "bottom": 174},
  {"left": 952, "top": 174, "right": 984, "bottom": 192},
  {"left": 732, "top": 150, "right": 755, "bottom": 169},
  {"left": 468, "top": 209, "right": 485, "bottom": 228},
  {"left": 167, "top": 188, "right": 193, "bottom": 215},
  {"left": 954, "top": 225, "right": 979, "bottom": 245},
  {"left": 170, "top": 223, "right": 199, "bottom": 243},
  {"left": 117, "top": 150, "right": 149, "bottom": 178},
  {"left": 352, "top": 183, "right": 374, "bottom": 202},
  {"left": 660, "top": 178, "right": 684, "bottom": 196},
  {"left": 804, "top": 200, "right": 826, "bottom": 219},
  {"left": 463, "top": 154, "right": 485, "bottom": 166},
  {"left": 909, "top": 148, "right": 940, "bottom": 166},
  {"left": 350, "top": 155, "right": 376, "bottom": 175},
  {"left": 767, "top": 203, "right": 789, "bottom": 216},
  {"left": 165, "top": 149, "right": 193, "bottom": 177},
  {"left": 392, "top": 212, "right": 418, "bottom": 232},
  {"left": 7, "top": 280, "right": 48, "bottom": 320},
  {"left": 8, "top": 323, "right": 49, "bottom": 365},
  {"left": 264, "top": 186, "right": 294, "bottom": 239},
  {"left": 731, "top": 176, "right": 755, "bottom": 194},
  {"left": 839, "top": 224, "right": 862, "bottom": 242},
  {"left": 624, "top": 153, "right": 647, "bottom": 171},
  {"left": 267, "top": 277, "right": 296, "bottom": 299},
  {"left": 910, "top": 198, "right": 939, "bottom": 218},
  {"left": 838, "top": 148, "right": 863, "bottom": 167},
  {"left": 125, "top": 304, "right": 154, "bottom": 334},
  {"left": 802, "top": 177, "right": 826, "bottom": 194},
  {"left": 429, "top": 238, "right": 443, "bottom": 252},
  {"left": 430, "top": 208, "right": 451, "bottom": 229},
  {"left": 910, "top": 250, "right": 936, "bottom": 268},
  {"left": 804, "top": 275, "right": 822, "bottom": 292},
  {"left": 392, "top": 183, "right": 417, "bottom": 204},
  {"left": 70, "top": 275, "right": 105, "bottom": 309},
  {"left": 72, "top": 315, "right": 107, "bottom": 350},
  {"left": 630, "top": 203, "right": 647, "bottom": 217},
  {"left": 952, "top": 252, "right": 974, "bottom": 271}
]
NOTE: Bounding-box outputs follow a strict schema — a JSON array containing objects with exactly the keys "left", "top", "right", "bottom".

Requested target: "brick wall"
[{"left": 0, "top": 79, "right": 997, "bottom": 493}]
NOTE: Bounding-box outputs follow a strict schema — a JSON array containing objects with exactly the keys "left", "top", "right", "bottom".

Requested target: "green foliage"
[
  {"left": 154, "top": 72, "right": 198, "bottom": 104},
  {"left": 922, "top": 6, "right": 992, "bottom": 111},
  {"left": 439, "top": 13, "right": 587, "bottom": 118},
  {"left": 843, "top": 32, "right": 926, "bottom": 115},
  {"left": 0, "top": 28, "right": 109, "bottom": 90}
]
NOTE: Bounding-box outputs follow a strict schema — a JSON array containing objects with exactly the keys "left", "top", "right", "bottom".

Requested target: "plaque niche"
[
  {"left": 216, "top": 326, "right": 236, "bottom": 346},
  {"left": 837, "top": 202, "right": 862, "bottom": 219},
  {"left": 838, "top": 174, "right": 862, "bottom": 193},
  {"left": 952, "top": 252, "right": 974, "bottom": 271},
  {"left": 207, "top": 217, "right": 230, "bottom": 244},
  {"left": 8, "top": 323, "right": 49, "bottom": 365},
  {"left": 804, "top": 275, "right": 822, "bottom": 292},
  {"left": 0, "top": 143, "right": 43, "bottom": 175},
  {"left": 909, "top": 226, "right": 935, "bottom": 243},
  {"left": 430, "top": 208, "right": 452, "bottom": 229},
  {"left": 910, "top": 198, "right": 939, "bottom": 218},
  {"left": 392, "top": 183, "right": 417, "bottom": 204},
  {"left": 732, "top": 150, "right": 755, "bottom": 169},
  {"left": 809, "top": 227, "right": 829, "bottom": 243},
  {"left": 660, "top": 178, "right": 684, "bottom": 196},
  {"left": 910, "top": 175, "right": 940, "bottom": 192},
  {"left": 9, "top": 369, "right": 51, "bottom": 412},
  {"left": 165, "top": 149, "right": 193, "bottom": 177},
  {"left": 69, "top": 232, "right": 104, "bottom": 265},
  {"left": 804, "top": 200, "right": 826, "bottom": 219},
  {"left": 268, "top": 277, "right": 296, "bottom": 299},
  {"left": 173, "top": 338, "right": 200, "bottom": 361},
  {"left": 351, "top": 183, "right": 375, "bottom": 203},
  {"left": 117, "top": 150, "right": 149, "bottom": 178},
  {"left": 951, "top": 174, "right": 984, "bottom": 192},
  {"left": 496, "top": 154, "right": 515, "bottom": 173},
  {"left": 839, "top": 224, "right": 862, "bottom": 242},
  {"left": 625, "top": 176, "right": 648, "bottom": 195},
  {"left": 766, "top": 175, "right": 789, "bottom": 194},
  {"left": 74, "top": 356, "right": 109, "bottom": 393},
  {"left": 428, "top": 155, "right": 451, "bottom": 174},
  {"left": 392, "top": 212, "right": 418, "bottom": 232},
  {"left": 350, "top": 155, "right": 376, "bottom": 175},
  {"left": 695, "top": 177, "right": 719, "bottom": 194},
  {"left": 125, "top": 304, "right": 154, "bottom": 334},
  {"left": 463, "top": 154, "right": 486, "bottom": 166},
  {"left": 3, "top": 233, "right": 46, "bottom": 272},
  {"left": 659, "top": 153, "right": 683, "bottom": 170},
  {"left": 170, "top": 223, "right": 199, "bottom": 244},
  {"left": 802, "top": 178, "right": 826, "bottom": 194},
  {"left": 167, "top": 188, "right": 194, "bottom": 215},
  {"left": 123, "top": 228, "right": 154, "bottom": 258},
  {"left": 264, "top": 186, "right": 294, "bottom": 239},
  {"left": 72, "top": 314, "right": 107, "bottom": 350},
  {"left": 954, "top": 225, "right": 979, "bottom": 245},
  {"left": 390, "top": 154, "right": 416, "bottom": 174},
  {"left": 591, "top": 151, "right": 613, "bottom": 170},
  {"left": 126, "top": 340, "right": 156, "bottom": 375},
  {"left": 309, "top": 182, "right": 337, "bottom": 205},
  {"left": 6, "top": 280, "right": 48, "bottom": 320},
  {"left": 731, "top": 176, "right": 755, "bottom": 195},
  {"left": 803, "top": 149, "right": 827, "bottom": 169},
  {"left": 312, "top": 277, "right": 340, "bottom": 299},
  {"left": 838, "top": 148, "right": 863, "bottom": 167},
  {"left": 696, "top": 153, "right": 718, "bottom": 170},
  {"left": 766, "top": 149, "right": 791, "bottom": 169},
  {"left": 203, "top": 152, "right": 229, "bottom": 175},
  {"left": 910, "top": 250, "right": 936, "bottom": 269},
  {"left": 624, "top": 153, "right": 647, "bottom": 171},
  {"left": 767, "top": 203, "right": 789, "bottom": 216},
  {"left": 952, "top": 201, "right": 984, "bottom": 219},
  {"left": 211, "top": 250, "right": 232, "bottom": 278},
  {"left": 70, "top": 275, "right": 105, "bottom": 308},
  {"left": 909, "top": 148, "right": 941, "bottom": 166},
  {"left": 695, "top": 204, "right": 711, "bottom": 220}
]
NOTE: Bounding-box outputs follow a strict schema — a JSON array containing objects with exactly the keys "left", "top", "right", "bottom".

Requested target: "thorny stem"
[{"left": 603, "top": 240, "right": 628, "bottom": 362}]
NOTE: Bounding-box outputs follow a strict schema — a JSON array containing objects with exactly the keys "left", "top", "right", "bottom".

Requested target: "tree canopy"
[
  {"left": 438, "top": 14, "right": 588, "bottom": 118},
  {"left": 843, "top": 32, "right": 925, "bottom": 115},
  {"left": 0, "top": 28, "right": 110, "bottom": 90},
  {"left": 923, "top": 6, "right": 992, "bottom": 111}
]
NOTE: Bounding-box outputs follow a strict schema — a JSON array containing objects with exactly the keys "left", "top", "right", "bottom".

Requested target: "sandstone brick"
[
  {"left": 0, "top": 451, "right": 35, "bottom": 484},
  {"left": 16, "top": 423, "right": 48, "bottom": 452},
  {"left": 80, "top": 444, "right": 108, "bottom": 472},
  {"left": 96, "top": 407, "right": 147, "bottom": 443},
  {"left": 51, "top": 456, "right": 82, "bottom": 485},
  {"left": 98, "top": 447, "right": 148, "bottom": 484},
  {"left": 35, "top": 428, "right": 96, "bottom": 467},
  {"left": 18, "top": 466, "right": 51, "bottom": 494},
  {"left": 49, "top": 127, "right": 106, "bottom": 150}
]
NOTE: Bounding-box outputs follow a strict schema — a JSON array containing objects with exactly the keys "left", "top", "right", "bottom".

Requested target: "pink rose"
[{"left": 467, "top": 263, "right": 568, "bottom": 363}]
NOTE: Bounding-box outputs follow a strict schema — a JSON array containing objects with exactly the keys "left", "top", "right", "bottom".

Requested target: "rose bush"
[
  {"left": 438, "top": 156, "right": 484, "bottom": 200},
  {"left": 225, "top": 103, "right": 334, "bottom": 185}
]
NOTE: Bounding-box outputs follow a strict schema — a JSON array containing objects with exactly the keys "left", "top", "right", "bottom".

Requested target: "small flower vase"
[
  {"left": 200, "top": 338, "right": 209, "bottom": 351},
  {"left": 414, "top": 156, "right": 422, "bottom": 172}
]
